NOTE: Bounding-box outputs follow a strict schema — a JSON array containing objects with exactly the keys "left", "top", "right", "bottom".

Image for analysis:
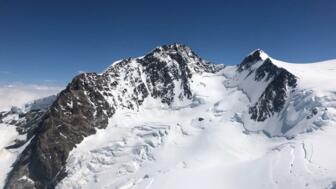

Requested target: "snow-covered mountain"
[{"left": 1, "top": 44, "right": 336, "bottom": 189}]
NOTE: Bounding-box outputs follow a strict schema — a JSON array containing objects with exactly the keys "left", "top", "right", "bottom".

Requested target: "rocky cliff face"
[{"left": 4, "top": 73, "right": 114, "bottom": 189}]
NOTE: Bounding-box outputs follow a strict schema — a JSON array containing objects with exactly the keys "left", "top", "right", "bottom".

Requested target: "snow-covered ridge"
[{"left": 270, "top": 58, "right": 336, "bottom": 94}]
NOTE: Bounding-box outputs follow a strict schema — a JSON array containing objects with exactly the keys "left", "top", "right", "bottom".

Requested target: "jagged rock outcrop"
[{"left": 236, "top": 50, "right": 297, "bottom": 122}]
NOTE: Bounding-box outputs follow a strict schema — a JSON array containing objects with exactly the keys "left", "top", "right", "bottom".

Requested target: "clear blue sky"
[{"left": 1, "top": 0, "right": 336, "bottom": 85}]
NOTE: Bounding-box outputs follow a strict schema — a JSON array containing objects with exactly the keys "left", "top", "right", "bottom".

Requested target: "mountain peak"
[
  {"left": 248, "top": 49, "right": 269, "bottom": 61},
  {"left": 153, "top": 43, "right": 192, "bottom": 53},
  {"left": 149, "top": 43, "right": 198, "bottom": 59},
  {"left": 237, "top": 49, "right": 270, "bottom": 72},
  {"left": 104, "top": 43, "right": 222, "bottom": 78}
]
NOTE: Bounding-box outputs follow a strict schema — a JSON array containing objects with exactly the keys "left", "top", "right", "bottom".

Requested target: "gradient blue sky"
[{"left": 1, "top": 0, "right": 336, "bottom": 85}]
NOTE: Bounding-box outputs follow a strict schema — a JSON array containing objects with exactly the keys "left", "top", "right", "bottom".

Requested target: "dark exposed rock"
[
  {"left": 16, "top": 110, "right": 47, "bottom": 137},
  {"left": 137, "top": 48, "right": 193, "bottom": 105},
  {"left": 5, "top": 139, "right": 26, "bottom": 149},
  {"left": 306, "top": 107, "right": 319, "bottom": 119}
]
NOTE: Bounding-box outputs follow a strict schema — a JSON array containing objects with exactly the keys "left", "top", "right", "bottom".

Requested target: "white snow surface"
[
  {"left": 0, "top": 124, "right": 28, "bottom": 188},
  {"left": 57, "top": 57, "right": 336, "bottom": 189}
]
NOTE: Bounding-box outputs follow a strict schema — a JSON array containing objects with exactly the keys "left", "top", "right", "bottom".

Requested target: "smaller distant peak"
[{"left": 237, "top": 49, "right": 270, "bottom": 72}]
